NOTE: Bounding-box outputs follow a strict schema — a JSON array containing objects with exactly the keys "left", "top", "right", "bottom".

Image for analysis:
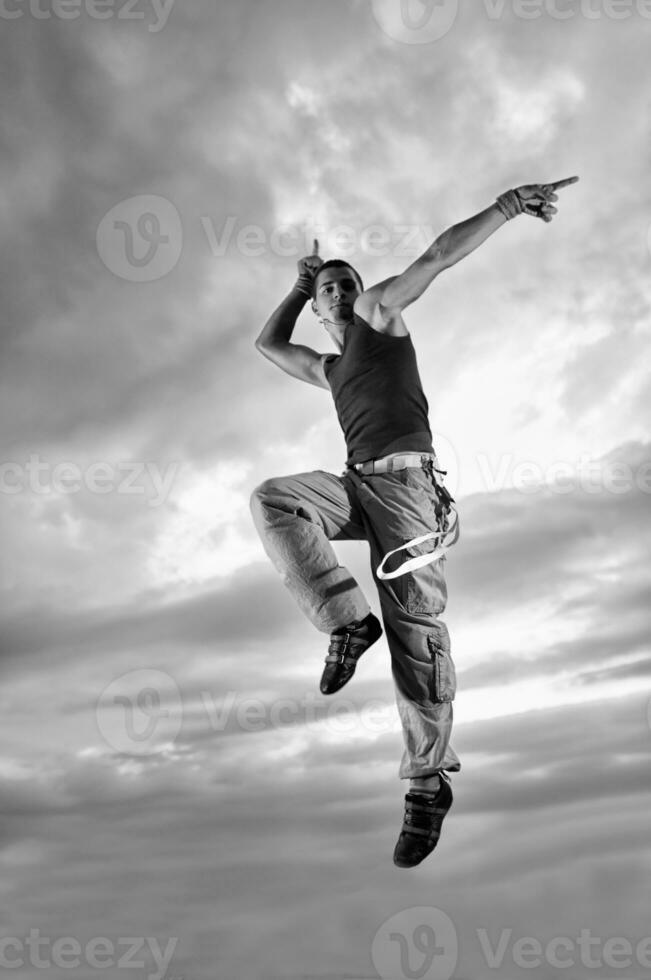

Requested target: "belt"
[{"left": 349, "top": 451, "right": 442, "bottom": 476}]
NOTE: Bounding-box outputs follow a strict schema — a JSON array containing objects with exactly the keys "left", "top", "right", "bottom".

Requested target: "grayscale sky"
[{"left": 1, "top": 1, "right": 650, "bottom": 979}]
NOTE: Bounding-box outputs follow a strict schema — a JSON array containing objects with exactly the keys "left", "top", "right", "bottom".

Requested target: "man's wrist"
[
  {"left": 294, "top": 275, "right": 314, "bottom": 299},
  {"left": 495, "top": 189, "right": 523, "bottom": 221}
]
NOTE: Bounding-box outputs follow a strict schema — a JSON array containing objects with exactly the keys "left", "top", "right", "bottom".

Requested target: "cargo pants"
[{"left": 249, "top": 456, "right": 461, "bottom": 779}]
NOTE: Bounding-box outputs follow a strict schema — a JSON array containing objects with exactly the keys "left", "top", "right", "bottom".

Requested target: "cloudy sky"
[{"left": 1, "top": 1, "right": 651, "bottom": 978}]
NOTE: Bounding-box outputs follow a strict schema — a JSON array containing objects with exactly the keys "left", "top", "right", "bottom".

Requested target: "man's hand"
[
  {"left": 297, "top": 239, "right": 323, "bottom": 278},
  {"left": 295, "top": 239, "right": 323, "bottom": 297},
  {"left": 513, "top": 176, "right": 580, "bottom": 223}
]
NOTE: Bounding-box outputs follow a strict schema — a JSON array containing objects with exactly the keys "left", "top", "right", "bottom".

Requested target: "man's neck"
[{"left": 326, "top": 317, "right": 353, "bottom": 353}]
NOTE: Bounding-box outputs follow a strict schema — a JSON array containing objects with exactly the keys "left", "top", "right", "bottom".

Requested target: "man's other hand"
[
  {"left": 297, "top": 239, "right": 323, "bottom": 279},
  {"left": 294, "top": 239, "right": 324, "bottom": 298}
]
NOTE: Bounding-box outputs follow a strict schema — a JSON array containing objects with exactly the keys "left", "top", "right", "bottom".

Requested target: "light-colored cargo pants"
[{"left": 249, "top": 459, "right": 461, "bottom": 779}]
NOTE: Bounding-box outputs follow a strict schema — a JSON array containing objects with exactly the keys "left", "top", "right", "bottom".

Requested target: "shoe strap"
[
  {"left": 329, "top": 633, "right": 352, "bottom": 652},
  {"left": 326, "top": 633, "right": 364, "bottom": 665},
  {"left": 400, "top": 823, "right": 435, "bottom": 838},
  {"left": 324, "top": 653, "right": 357, "bottom": 666},
  {"left": 402, "top": 794, "right": 446, "bottom": 834}
]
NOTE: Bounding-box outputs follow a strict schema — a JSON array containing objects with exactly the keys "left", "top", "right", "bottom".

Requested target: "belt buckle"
[
  {"left": 388, "top": 453, "right": 418, "bottom": 474},
  {"left": 385, "top": 452, "right": 408, "bottom": 474}
]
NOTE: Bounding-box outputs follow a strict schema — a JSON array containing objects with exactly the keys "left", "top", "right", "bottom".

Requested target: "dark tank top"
[{"left": 323, "top": 312, "right": 435, "bottom": 465}]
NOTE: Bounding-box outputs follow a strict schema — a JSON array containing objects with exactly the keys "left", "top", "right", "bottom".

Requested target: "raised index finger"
[
  {"left": 550, "top": 176, "right": 580, "bottom": 191},
  {"left": 312, "top": 238, "right": 320, "bottom": 255}
]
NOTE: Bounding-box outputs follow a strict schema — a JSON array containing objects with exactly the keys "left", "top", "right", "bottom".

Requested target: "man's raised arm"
[
  {"left": 255, "top": 239, "right": 323, "bottom": 351},
  {"left": 374, "top": 177, "right": 579, "bottom": 315},
  {"left": 254, "top": 241, "right": 331, "bottom": 389}
]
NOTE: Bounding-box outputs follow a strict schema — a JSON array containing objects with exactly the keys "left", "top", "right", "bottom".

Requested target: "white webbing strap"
[{"left": 376, "top": 505, "right": 460, "bottom": 581}]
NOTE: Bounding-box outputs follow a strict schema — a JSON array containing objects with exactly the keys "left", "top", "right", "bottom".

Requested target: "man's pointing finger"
[
  {"left": 313, "top": 238, "right": 320, "bottom": 255},
  {"left": 551, "top": 176, "right": 580, "bottom": 191}
]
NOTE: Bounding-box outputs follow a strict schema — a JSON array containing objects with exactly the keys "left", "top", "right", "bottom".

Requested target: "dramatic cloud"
[{"left": 1, "top": 3, "right": 650, "bottom": 980}]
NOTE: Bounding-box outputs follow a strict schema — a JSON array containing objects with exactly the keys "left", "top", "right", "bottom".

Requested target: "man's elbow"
[
  {"left": 424, "top": 235, "right": 452, "bottom": 271},
  {"left": 255, "top": 338, "right": 287, "bottom": 360}
]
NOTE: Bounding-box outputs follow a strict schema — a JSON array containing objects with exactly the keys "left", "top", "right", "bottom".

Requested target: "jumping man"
[{"left": 250, "top": 176, "right": 579, "bottom": 868}]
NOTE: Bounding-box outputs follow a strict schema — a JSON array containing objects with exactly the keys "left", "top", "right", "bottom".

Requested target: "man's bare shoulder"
[{"left": 354, "top": 279, "right": 409, "bottom": 337}]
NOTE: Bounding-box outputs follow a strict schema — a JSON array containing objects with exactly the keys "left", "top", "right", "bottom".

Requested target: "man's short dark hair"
[{"left": 311, "top": 259, "right": 364, "bottom": 299}]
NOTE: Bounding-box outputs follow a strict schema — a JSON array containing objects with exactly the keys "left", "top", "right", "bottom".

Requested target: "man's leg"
[
  {"left": 249, "top": 469, "right": 371, "bottom": 633},
  {"left": 347, "top": 464, "right": 460, "bottom": 866}
]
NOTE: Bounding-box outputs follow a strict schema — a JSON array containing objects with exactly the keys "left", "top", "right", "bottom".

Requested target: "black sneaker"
[
  {"left": 319, "top": 613, "right": 383, "bottom": 695},
  {"left": 393, "top": 775, "right": 453, "bottom": 868}
]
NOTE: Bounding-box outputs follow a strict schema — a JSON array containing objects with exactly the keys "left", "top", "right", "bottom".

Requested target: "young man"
[{"left": 250, "top": 177, "right": 579, "bottom": 868}]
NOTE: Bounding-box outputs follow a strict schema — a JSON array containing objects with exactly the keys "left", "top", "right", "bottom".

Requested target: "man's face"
[{"left": 312, "top": 266, "right": 362, "bottom": 326}]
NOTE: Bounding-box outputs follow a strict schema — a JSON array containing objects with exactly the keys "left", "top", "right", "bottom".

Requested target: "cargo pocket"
[
  {"left": 404, "top": 564, "right": 447, "bottom": 616},
  {"left": 427, "top": 622, "right": 456, "bottom": 703}
]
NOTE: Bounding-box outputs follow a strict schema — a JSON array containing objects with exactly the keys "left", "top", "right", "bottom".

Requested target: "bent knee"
[{"left": 249, "top": 477, "right": 289, "bottom": 513}]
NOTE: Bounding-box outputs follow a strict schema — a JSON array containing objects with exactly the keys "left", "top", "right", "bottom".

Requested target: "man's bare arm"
[
  {"left": 254, "top": 287, "right": 308, "bottom": 350},
  {"left": 254, "top": 287, "right": 328, "bottom": 389},
  {"left": 374, "top": 177, "right": 579, "bottom": 316},
  {"left": 375, "top": 203, "right": 505, "bottom": 315},
  {"left": 254, "top": 242, "right": 329, "bottom": 389}
]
